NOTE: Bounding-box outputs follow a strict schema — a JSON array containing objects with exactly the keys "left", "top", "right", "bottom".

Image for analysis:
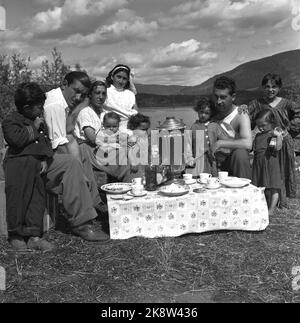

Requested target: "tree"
[{"left": 38, "top": 48, "right": 70, "bottom": 90}]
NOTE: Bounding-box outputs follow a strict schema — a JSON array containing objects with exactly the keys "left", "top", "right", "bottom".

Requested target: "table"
[{"left": 107, "top": 184, "right": 269, "bottom": 239}]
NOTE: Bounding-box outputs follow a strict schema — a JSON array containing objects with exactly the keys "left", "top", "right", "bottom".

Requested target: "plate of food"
[
  {"left": 220, "top": 178, "right": 251, "bottom": 188},
  {"left": 159, "top": 183, "right": 190, "bottom": 197},
  {"left": 101, "top": 182, "right": 132, "bottom": 194}
]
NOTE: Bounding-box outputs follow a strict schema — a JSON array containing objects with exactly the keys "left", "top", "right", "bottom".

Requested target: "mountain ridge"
[{"left": 135, "top": 49, "right": 300, "bottom": 96}]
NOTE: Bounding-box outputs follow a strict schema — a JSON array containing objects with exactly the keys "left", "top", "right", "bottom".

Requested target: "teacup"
[
  {"left": 199, "top": 173, "right": 212, "bottom": 183},
  {"left": 183, "top": 174, "right": 193, "bottom": 182},
  {"left": 207, "top": 177, "right": 220, "bottom": 188},
  {"left": 131, "top": 184, "right": 144, "bottom": 195},
  {"left": 218, "top": 171, "right": 228, "bottom": 181},
  {"left": 132, "top": 177, "right": 144, "bottom": 185}
]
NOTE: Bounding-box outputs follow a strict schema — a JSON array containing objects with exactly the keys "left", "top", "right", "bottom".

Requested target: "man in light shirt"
[{"left": 44, "top": 71, "right": 109, "bottom": 242}]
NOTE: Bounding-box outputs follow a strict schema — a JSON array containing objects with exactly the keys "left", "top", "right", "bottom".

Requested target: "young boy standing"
[{"left": 2, "top": 83, "right": 54, "bottom": 251}]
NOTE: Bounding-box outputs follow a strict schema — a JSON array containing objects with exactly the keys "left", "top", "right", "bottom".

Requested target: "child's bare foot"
[{"left": 268, "top": 208, "right": 276, "bottom": 216}]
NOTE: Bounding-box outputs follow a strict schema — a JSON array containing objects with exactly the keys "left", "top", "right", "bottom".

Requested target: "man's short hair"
[
  {"left": 64, "top": 71, "right": 91, "bottom": 89},
  {"left": 14, "top": 82, "right": 46, "bottom": 112},
  {"left": 261, "top": 73, "right": 282, "bottom": 88},
  {"left": 213, "top": 76, "right": 236, "bottom": 96}
]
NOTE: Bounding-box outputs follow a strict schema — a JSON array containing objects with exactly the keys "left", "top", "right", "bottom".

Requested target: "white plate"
[
  {"left": 127, "top": 191, "right": 147, "bottom": 197},
  {"left": 184, "top": 179, "right": 197, "bottom": 185},
  {"left": 220, "top": 178, "right": 251, "bottom": 188},
  {"left": 204, "top": 184, "right": 222, "bottom": 190},
  {"left": 110, "top": 194, "right": 134, "bottom": 201},
  {"left": 101, "top": 182, "right": 132, "bottom": 194},
  {"left": 159, "top": 184, "right": 190, "bottom": 197}
]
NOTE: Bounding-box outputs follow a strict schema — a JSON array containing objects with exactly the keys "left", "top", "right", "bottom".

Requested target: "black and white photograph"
[{"left": 0, "top": 0, "right": 300, "bottom": 305}]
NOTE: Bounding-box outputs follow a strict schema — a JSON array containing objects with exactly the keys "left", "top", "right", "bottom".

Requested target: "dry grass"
[{"left": 1, "top": 173, "right": 300, "bottom": 303}]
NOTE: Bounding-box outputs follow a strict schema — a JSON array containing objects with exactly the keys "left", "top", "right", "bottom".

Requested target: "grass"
[{"left": 1, "top": 173, "right": 300, "bottom": 303}]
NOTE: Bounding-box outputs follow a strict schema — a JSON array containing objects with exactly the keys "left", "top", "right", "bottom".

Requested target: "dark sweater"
[{"left": 2, "top": 111, "right": 53, "bottom": 160}]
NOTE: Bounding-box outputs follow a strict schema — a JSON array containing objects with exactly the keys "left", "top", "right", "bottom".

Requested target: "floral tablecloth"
[{"left": 107, "top": 184, "right": 269, "bottom": 239}]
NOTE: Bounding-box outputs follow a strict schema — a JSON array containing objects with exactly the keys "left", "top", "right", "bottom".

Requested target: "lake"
[{"left": 139, "top": 106, "right": 197, "bottom": 129}]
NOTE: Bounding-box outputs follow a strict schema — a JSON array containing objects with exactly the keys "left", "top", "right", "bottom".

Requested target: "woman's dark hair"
[
  {"left": 127, "top": 113, "right": 150, "bottom": 130},
  {"left": 89, "top": 80, "right": 107, "bottom": 96},
  {"left": 103, "top": 112, "right": 121, "bottom": 124},
  {"left": 255, "top": 108, "right": 277, "bottom": 127},
  {"left": 213, "top": 76, "right": 236, "bottom": 95},
  {"left": 14, "top": 82, "right": 46, "bottom": 112},
  {"left": 193, "top": 97, "right": 215, "bottom": 114},
  {"left": 64, "top": 71, "right": 91, "bottom": 89},
  {"left": 261, "top": 73, "right": 282, "bottom": 88},
  {"left": 105, "top": 64, "right": 131, "bottom": 90}
]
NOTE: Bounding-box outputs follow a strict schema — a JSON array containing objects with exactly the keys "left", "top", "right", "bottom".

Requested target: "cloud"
[
  {"left": 150, "top": 39, "right": 218, "bottom": 68},
  {"left": 35, "top": 0, "right": 62, "bottom": 5},
  {"left": 31, "top": 0, "right": 129, "bottom": 37},
  {"left": 160, "top": 0, "right": 291, "bottom": 33},
  {"left": 61, "top": 9, "right": 158, "bottom": 46},
  {"left": 78, "top": 39, "right": 218, "bottom": 85}
]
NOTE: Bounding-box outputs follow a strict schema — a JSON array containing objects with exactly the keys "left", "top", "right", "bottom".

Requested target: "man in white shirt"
[
  {"left": 44, "top": 71, "right": 109, "bottom": 242},
  {"left": 211, "top": 76, "right": 252, "bottom": 179}
]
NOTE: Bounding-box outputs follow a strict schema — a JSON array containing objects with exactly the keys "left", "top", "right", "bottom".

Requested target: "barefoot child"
[
  {"left": 185, "top": 97, "right": 221, "bottom": 177},
  {"left": 2, "top": 83, "right": 54, "bottom": 251},
  {"left": 252, "top": 109, "right": 283, "bottom": 215}
]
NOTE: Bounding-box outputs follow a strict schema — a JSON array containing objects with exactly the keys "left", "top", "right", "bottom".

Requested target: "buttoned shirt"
[{"left": 44, "top": 87, "right": 69, "bottom": 149}]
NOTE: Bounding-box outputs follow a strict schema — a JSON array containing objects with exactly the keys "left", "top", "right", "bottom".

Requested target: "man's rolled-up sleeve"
[{"left": 44, "top": 102, "right": 69, "bottom": 149}]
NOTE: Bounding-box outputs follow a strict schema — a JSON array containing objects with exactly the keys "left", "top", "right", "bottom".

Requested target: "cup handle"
[{"left": 208, "top": 174, "right": 212, "bottom": 178}]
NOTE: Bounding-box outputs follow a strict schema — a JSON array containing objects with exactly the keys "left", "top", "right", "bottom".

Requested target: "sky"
[{"left": 0, "top": 0, "right": 299, "bottom": 86}]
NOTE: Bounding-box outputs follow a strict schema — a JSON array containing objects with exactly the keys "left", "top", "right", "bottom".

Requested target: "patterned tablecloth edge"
[{"left": 109, "top": 222, "right": 269, "bottom": 240}]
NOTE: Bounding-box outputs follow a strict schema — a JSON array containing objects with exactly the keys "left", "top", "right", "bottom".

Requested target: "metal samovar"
[{"left": 157, "top": 117, "right": 186, "bottom": 183}]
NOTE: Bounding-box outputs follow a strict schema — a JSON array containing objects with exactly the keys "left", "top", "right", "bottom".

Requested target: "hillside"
[
  {"left": 136, "top": 49, "right": 300, "bottom": 99},
  {"left": 180, "top": 49, "right": 300, "bottom": 95},
  {"left": 136, "top": 49, "right": 300, "bottom": 107}
]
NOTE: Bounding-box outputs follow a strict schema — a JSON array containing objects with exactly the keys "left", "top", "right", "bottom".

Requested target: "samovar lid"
[{"left": 157, "top": 117, "right": 186, "bottom": 130}]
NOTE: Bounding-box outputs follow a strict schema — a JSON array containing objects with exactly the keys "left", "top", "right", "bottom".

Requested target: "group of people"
[
  {"left": 187, "top": 73, "right": 300, "bottom": 216},
  {"left": 1, "top": 62, "right": 300, "bottom": 251}
]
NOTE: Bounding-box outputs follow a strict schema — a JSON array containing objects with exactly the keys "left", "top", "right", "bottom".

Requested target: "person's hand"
[
  {"left": 238, "top": 105, "right": 248, "bottom": 114},
  {"left": 130, "top": 165, "right": 139, "bottom": 173},
  {"left": 186, "top": 159, "right": 195, "bottom": 168},
  {"left": 40, "top": 160, "right": 48, "bottom": 174},
  {"left": 33, "top": 117, "right": 45, "bottom": 130},
  {"left": 210, "top": 140, "right": 221, "bottom": 157},
  {"left": 273, "top": 127, "right": 283, "bottom": 137},
  {"left": 75, "top": 96, "right": 89, "bottom": 109}
]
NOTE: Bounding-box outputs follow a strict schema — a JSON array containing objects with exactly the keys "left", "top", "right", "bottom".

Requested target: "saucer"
[
  {"left": 204, "top": 184, "right": 222, "bottom": 190},
  {"left": 110, "top": 194, "right": 134, "bottom": 200},
  {"left": 127, "top": 191, "right": 147, "bottom": 197},
  {"left": 184, "top": 179, "right": 196, "bottom": 185},
  {"left": 197, "top": 179, "right": 209, "bottom": 185}
]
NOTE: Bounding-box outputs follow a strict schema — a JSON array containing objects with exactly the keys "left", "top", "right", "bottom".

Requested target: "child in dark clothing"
[
  {"left": 185, "top": 97, "right": 222, "bottom": 177},
  {"left": 252, "top": 109, "right": 283, "bottom": 216},
  {"left": 2, "top": 83, "right": 54, "bottom": 251}
]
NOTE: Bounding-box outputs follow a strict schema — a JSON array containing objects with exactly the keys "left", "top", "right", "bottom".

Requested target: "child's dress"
[
  {"left": 248, "top": 97, "right": 300, "bottom": 201},
  {"left": 252, "top": 131, "right": 282, "bottom": 189}
]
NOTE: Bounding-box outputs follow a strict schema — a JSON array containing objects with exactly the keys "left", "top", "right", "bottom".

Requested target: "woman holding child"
[
  {"left": 104, "top": 64, "right": 138, "bottom": 134},
  {"left": 74, "top": 78, "right": 148, "bottom": 184},
  {"left": 248, "top": 73, "right": 300, "bottom": 206}
]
